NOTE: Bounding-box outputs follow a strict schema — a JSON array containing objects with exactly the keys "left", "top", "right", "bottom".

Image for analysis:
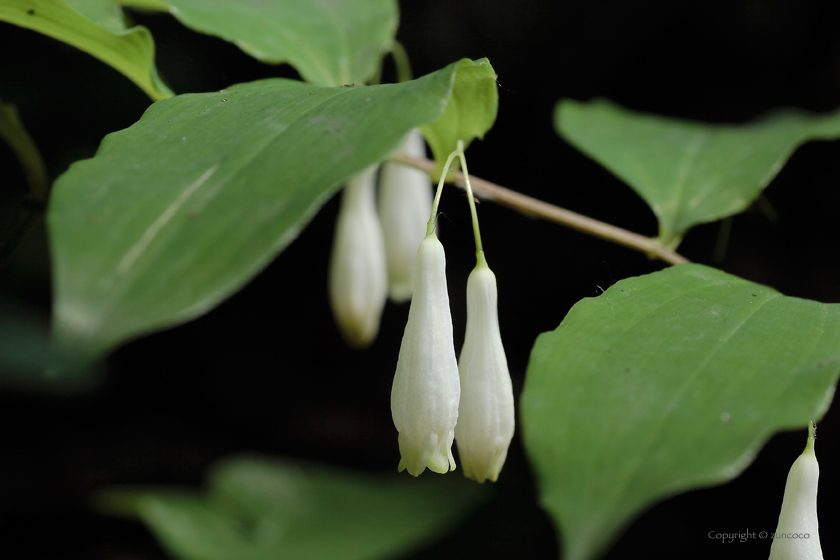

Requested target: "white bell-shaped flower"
[
  {"left": 391, "top": 232, "right": 460, "bottom": 476},
  {"left": 768, "top": 426, "right": 823, "bottom": 560},
  {"left": 378, "top": 129, "right": 433, "bottom": 303},
  {"left": 455, "top": 256, "right": 515, "bottom": 483},
  {"left": 328, "top": 166, "right": 388, "bottom": 348}
]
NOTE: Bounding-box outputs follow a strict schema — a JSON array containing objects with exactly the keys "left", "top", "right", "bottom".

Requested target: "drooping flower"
[
  {"left": 455, "top": 255, "right": 515, "bottom": 483},
  {"left": 378, "top": 129, "right": 433, "bottom": 303},
  {"left": 328, "top": 166, "right": 388, "bottom": 348},
  {"left": 391, "top": 232, "right": 460, "bottom": 476},
  {"left": 768, "top": 424, "right": 823, "bottom": 560}
]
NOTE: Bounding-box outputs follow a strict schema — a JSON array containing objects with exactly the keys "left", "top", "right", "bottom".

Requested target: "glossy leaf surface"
[
  {"left": 0, "top": 0, "right": 172, "bottom": 100},
  {"left": 521, "top": 264, "right": 840, "bottom": 560},
  {"left": 99, "top": 455, "right": 483, "bottom": 560},
  {"left": 555, "top": 99, "right": 840, "bottom": 247},
  {"left": 165, "top": 0, "right": 399, "bottom": 87},
  {"left": 48, "top": 59, "right": 497, "bottom": 357}
]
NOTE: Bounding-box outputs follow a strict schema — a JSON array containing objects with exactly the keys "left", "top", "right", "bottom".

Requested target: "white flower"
[
  {"left": 328, "top": 166, "right": 388, "bottom": 348},
  {"left": 390, "top": 232, "right": 460, "bottom": 476},
  {"left": 768, "top": 428, "right": 823, "bottom": 560},
  {"left": 455, "top": 257, "right": 515, "bottom": 483},
  {"left": 377, "top": 129, "right": 433, "bottom": 303}
]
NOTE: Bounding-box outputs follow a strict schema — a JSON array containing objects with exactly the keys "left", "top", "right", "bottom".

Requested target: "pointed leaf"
[
  {"left": 521, "top": 264, "right": 840, "bottom": 560},
  {"left": 164, "top": 0, "right": 398, "bottom": 87},
  {"left": 98, "top": 455, "right": 483, "bottom": 560},
  {"left": 48, "top": 59, "right": 497, "bottom": 357},
  {"left": 555, "top": 99, "right": 840, "bottom": 247},
  {"left": 0, "top": 0, "right": 172, "bottom": 100}
]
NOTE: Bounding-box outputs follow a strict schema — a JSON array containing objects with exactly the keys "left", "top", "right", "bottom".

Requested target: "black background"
[{"left": 2, "top": 1, "right": 840, "bottom": 558}]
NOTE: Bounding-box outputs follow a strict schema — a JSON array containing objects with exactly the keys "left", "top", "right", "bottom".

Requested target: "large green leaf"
[
  {"left": 0, "top": 0, "right": 172, "bottom": 100},
  {"left": 98, "top": 455, "right": 483, "bottom": 560},
  {"left": 520, "top": 264, "right": 840, "bottom": 560},
  {"left": 48, "top": 58, "right": 497, "bottom": 357},
  {"left": 164, "top": 0, "right": 398, "bottom": 87},
  {"left": 555, "top": 99, "right": 840, "bottom": 248}
]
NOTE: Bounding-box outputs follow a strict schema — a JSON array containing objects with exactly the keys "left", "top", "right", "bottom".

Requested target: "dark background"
[{"left": 2, "top": 0, "right": 840, "bottom": 558}]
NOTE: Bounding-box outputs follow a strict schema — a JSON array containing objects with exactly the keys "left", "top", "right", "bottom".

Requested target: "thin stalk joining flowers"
[
  {"left": 427, "top": 147, "right": 463, "bottom": 236},
  {"left": 456, "top": 140, "right": 484, "bottom": 256}
]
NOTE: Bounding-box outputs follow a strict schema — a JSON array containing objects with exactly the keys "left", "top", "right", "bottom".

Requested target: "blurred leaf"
[
  {"left": 98, "top": 455, "right": 483, "bottom": 560},
  {"left": 521, "top": 264, "right": 840, "bottom": 560},
  {"left": 555, "top": 99, "right": 840, "bottom": 248},
  {"left": 0, "top": 0, "right": 172, "bottom": 100},
  {"left": 164, "top": 0, "right": 398, "bottom": 87},
  {"left": 66, "top": 0, "right": 125, "bottom": 31},
  {"left": 48, "top": 59, "right": 497, "bottom": 357},
  {"left": 0, "top": 298, "right": 94, "bottom": 391}
]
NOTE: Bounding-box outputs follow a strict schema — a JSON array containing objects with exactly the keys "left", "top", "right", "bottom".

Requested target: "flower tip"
[
  {"left": 388, "top": 282, "right": 413, "bottom": 304},
  {"left": 332, "top": 313, "right": 378, "bottom": 349},
  {"left": 460, "top": 446, "right": 509, "bottom": 483},
  {"left": 396, "top": 430, "right": 457, "bottom": 476}
]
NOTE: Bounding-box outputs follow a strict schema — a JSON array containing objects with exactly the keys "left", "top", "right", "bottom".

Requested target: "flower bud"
[
  {"left": 391, "top": 232, "right": 460, "bottom": 476},
  {"left": 378, "top": 129, "right": 433, "bottom": 303},
  {"left": 328, "top": 166, "right": 388, "bottom": 348},
  {"left": 455, "top": 258, "right": 515, "bottom": 483},
  {"left": 768, "top": 427, "right": 823, "bottom": 560}
]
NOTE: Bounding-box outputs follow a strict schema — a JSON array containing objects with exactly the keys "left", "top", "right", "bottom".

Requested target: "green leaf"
[
  {"left": 164, "top": 0, "right": 399, "bottom": 87},
  {"left": 420, "top": 58, "right": 498, "bottom": 179},
  {"left": 520, "top": 264, "right": 840, "bottom": 560},
  {"left": 48, "top": 59, "right": 497, "bottom": 357},
  {"left": 555, "top": 99, "right": 840, "bottom": 248},
  {"left": 97, "top": 455, "right": 483, "bottom": 560},
  {"left": 0, "top": 0, "right": 172, "bottom": 100},
  {"left": 66, "top": 0, "right": 126, "bottom": 31}
]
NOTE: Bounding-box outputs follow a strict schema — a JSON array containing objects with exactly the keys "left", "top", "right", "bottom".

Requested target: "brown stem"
[{"left": 390, "top": 153, "right": 690, "bottom": 266}]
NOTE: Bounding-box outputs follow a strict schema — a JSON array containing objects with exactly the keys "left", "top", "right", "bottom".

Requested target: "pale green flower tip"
[
  {"left": 388, "top": 282, "right": 413, "bottom": 304},
  {"left": 333, "top": 312, "right": 378, "bottom": 348},
  {"left": 458, "top": 444, "right": 509, "bottom": 483},
  {"left": 397, "top": 431, "right": 457, "bottom": 476}
]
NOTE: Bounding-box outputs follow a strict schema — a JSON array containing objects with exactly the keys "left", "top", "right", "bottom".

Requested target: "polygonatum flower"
[
  {"left": 768, "top": 424, "right": 823, "bottom": 560},
  {"left": 328, "top": 166, "right": 388, "bottom": 348},
  {"left": 455, "top": 255, "right": 515, "bottom": 483},
  {"left": 391, "top": 232, "right": 460, "bottom": 476},
  {"left": 378, "top": 129, "right": 433, "bottom": 303}
]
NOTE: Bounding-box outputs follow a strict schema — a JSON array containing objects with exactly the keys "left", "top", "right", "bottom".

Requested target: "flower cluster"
[
  {"left": 389, "top": 142, "right": 515, "bottom": 482},
  {"left": 329, "top": 136, "right": 515, "bottom": 482}
]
